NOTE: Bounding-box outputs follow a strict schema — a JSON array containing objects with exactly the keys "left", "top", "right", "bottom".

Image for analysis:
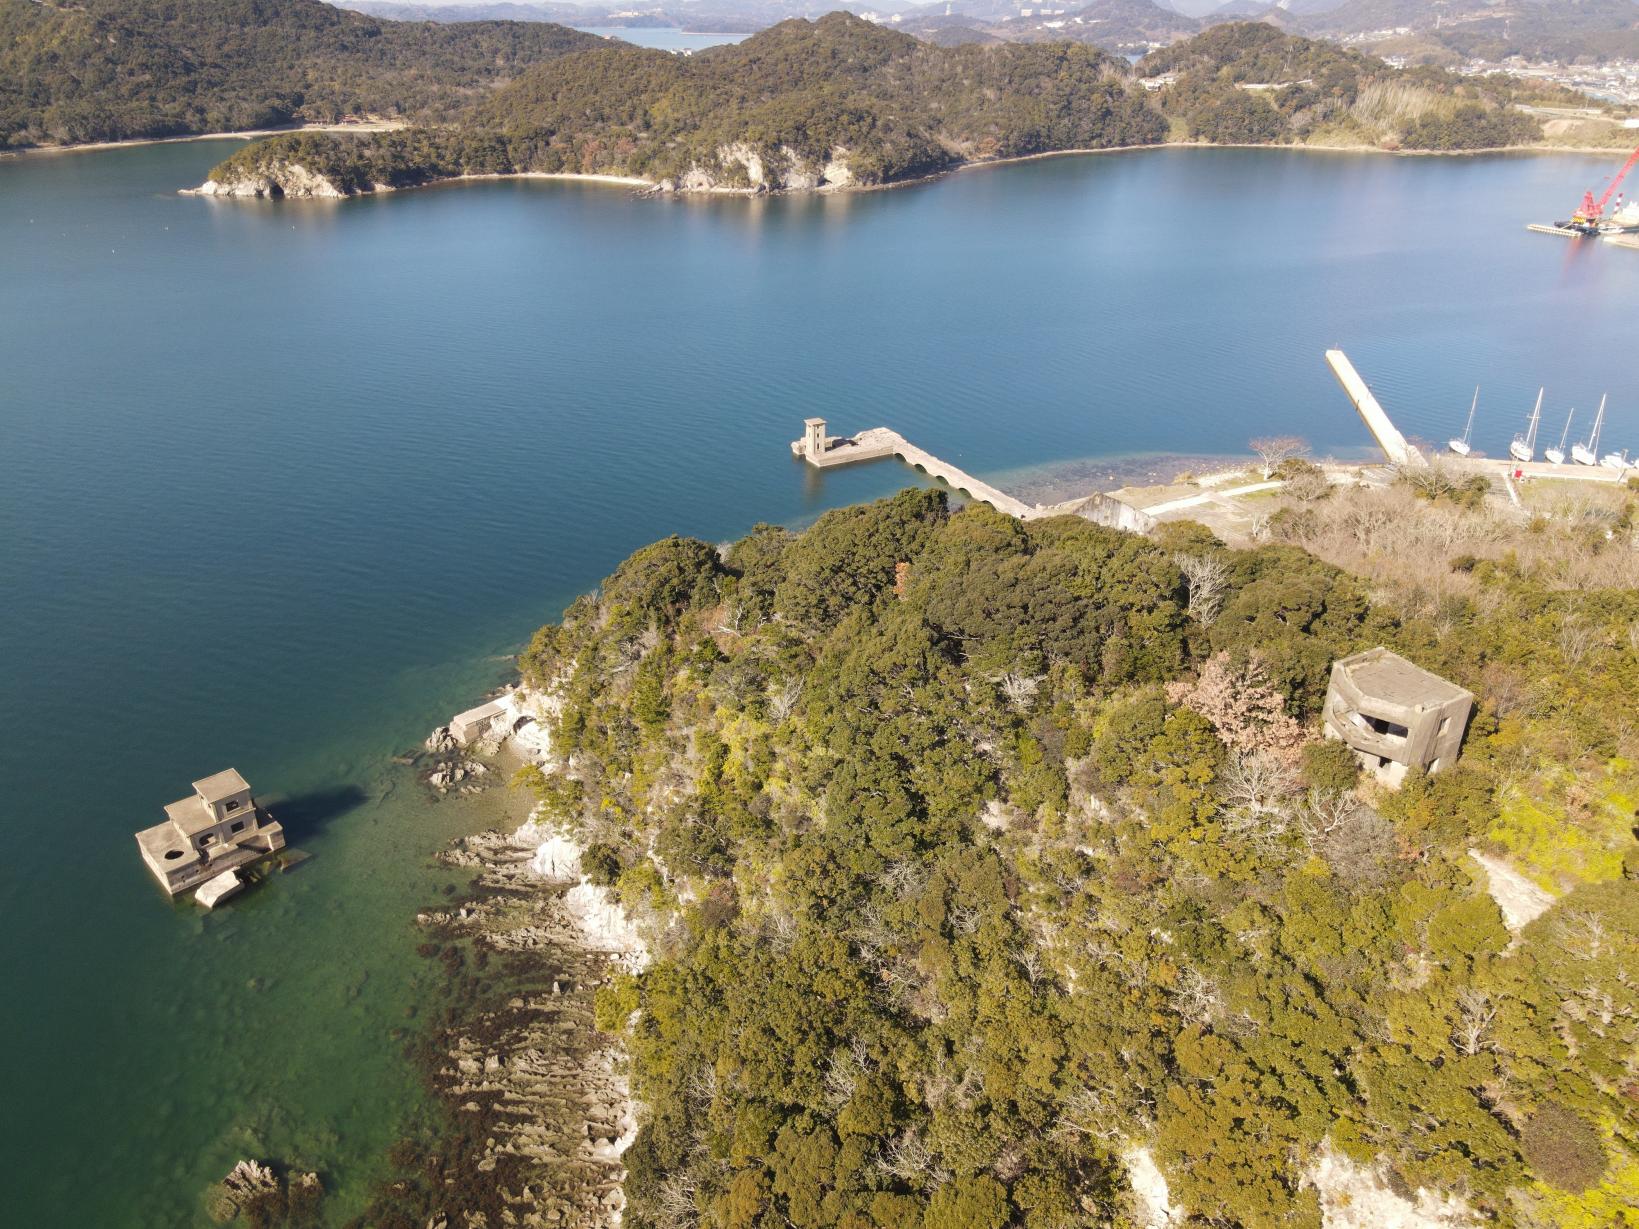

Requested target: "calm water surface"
[
  {"left": 2, "top": 140, "right": 1637, "bottom": 1225},
  {"left": 574, "top": 25, "right": 747, "bottom": 50}
]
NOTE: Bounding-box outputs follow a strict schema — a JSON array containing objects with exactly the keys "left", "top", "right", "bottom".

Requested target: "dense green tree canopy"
[{"left": 502, "top": 483, "right": 1638, "bottom": 1229}]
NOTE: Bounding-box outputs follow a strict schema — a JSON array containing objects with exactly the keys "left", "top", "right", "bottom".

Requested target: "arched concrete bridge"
[{"left": 792, "top": 420, "right": 1039, "bottom": 519}]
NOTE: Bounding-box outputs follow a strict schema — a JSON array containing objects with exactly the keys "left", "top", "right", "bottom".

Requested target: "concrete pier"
[
  {"left": 1326, "top": 349, "right": 1428, "bottom": 468},
  {"left": 793, "top": 420, "right": 1039, "bottom": 519}
]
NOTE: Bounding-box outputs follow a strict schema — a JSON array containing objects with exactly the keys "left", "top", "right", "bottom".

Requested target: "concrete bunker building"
[
  {"left": 1323, "top": 648, "right": 1473, "bottom": 787},
  {"left": 135, "top": 769, "right": 285, "bottom": 898}
]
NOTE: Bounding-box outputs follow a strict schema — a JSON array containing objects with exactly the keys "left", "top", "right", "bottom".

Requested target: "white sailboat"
[
  {"left": 1572, "top": 394, "right": 1606, "bottom": 466},
  {"left": 1509, "top": 388, "right": 1543, "bottom": 464},
  {"left": 1602, "top": 448, "right": 1630, "bottom": 472},
  {"left": 1449, "top": 387, "right": 1478, "bottom": 456},
  {"left": 1545, "top": 407, "right": 1574, "bottom": 465}
]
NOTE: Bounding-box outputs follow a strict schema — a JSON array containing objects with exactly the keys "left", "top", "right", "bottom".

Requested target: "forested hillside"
[
  {"left": 1140, "top": 21, "right": 1543, "bottom": 149},
  {"left": 467, "top": 481, "right": 1639, "bottom": 1229},
  {"left": 0, "top": 0, "right": 600, "bottom": 148},
  {"left": 204, "top": 14, "right": 1167, "bottom": 191}
]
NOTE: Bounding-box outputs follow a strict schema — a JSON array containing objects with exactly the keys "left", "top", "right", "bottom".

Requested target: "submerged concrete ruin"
[{"left": 135, "top": 769, "right": 285, "bottom": 901}]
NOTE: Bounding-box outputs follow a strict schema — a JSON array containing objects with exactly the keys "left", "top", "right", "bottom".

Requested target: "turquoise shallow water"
[{"left": 2, "top": 140, "right": 1638, "bottom": 1225}]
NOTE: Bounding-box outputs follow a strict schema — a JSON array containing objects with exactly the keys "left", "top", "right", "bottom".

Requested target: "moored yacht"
[
  {"left": 1572, "top": 395, "right": 1607, "bottom": 466},
  {"left": 1545, "top": 407, "right": 1574, "bottom": 466},
  {"left": 1449, "top": 387, "right": 1478, "bottom": 457},
  {"left": 1509, "top": 389, "right": 1543, "bottom": 464}
]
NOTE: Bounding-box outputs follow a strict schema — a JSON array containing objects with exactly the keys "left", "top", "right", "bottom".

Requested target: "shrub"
[
  {"left": 1302, "top": 738, "right": 1359, "bottom": 793},
  {"left": 1521, "top": 1103, "right": 1606, "bottom": 1191}
]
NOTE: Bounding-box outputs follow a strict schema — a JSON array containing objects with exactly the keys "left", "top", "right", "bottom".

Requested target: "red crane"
[{"left": 1562, "top": 142, "right": 1639, "bottom": 235}]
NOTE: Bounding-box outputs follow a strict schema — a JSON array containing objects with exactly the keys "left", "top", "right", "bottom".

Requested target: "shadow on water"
[{"left": 269, "top": 784, "right": 370, "bottom": 843}]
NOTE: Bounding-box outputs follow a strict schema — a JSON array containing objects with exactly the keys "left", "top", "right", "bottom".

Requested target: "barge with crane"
[{"left": 1529, "top": 142, "right": 1639, "bottom": 238}]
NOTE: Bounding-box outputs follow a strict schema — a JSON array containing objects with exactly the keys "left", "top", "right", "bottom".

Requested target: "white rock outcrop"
[
  {"left": 1309, "top": 1142, "right": 1477, "bottom": 1228},
  {"left": 1468, "top": 848, "right": 1556, "bottom": 933},
  {"left": 188, "top": 163, "right": 350, "bottom": 198},
  {"left": 670, "top": 142, "right": 857, "bottom": 194},
  {"left": 1125, "top": 1147, "right": 1182, "bottom": 1228}
]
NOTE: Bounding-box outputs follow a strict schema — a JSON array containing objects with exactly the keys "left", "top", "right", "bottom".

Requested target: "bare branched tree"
[
  {"left": 1222, "top": 749, "right": 1303, "bottom": 827},
  {"left": 1557, "top": 909, "right": 1609, "bottom": 961},
  {"left": 1013, "top": 946, "right": 1046, "bottom": 987},
  {"left": 1558, "top": 614, "right": 1602, "bottom": 666},
  {"left": 768, "top": 678, "right": 804, "bottom": 723},
  {"left": 1050, "top": 1085, "right": 1126, "bottom": 1146},
  {"left": 1175, "top": 551, "right": 1231, "bottom": 627},
  {"left": 823, "top": 1047, "right": 862, "bottom": 1109},
  {"left": 1170, "top": 964, "right": 1223, "bottom": 1026},
  {"left": 709, "top": 602, "right": 744, "bottom": 639},
  {"left": 949, "top": 902, "right": 982, "bottom": 936},
  {"left": 1452, "top": 987, "right": 1498, "bottom": 1056},
  {"left": 996, "top": 670, "right": 1044, "bottom": 712},
  {"left": 1303, "top": 794, "right": 1397, "bottom": 891},
  {"left": 648, "top": 1171, "right": 700, "bottom": 1229},
  {"left": 878, "top": 1130, "right": 948, "bottom": 1189},
  {"left": 1250, "top": 435, "right": 1309, "bottom": 479}
]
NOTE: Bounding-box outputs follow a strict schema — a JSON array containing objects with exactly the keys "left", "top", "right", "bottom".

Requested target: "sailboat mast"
[
  {"left": 1591, "top": 394, "right": 1606, "bottom": 452},
  {"left": 1526, "top": 388, "right": 1543, "bottom": 452},
  {"left": 1464, "top": 387, "right": 1477, "bottom": 444},
  {"left": 1557, "top": 408, "right": 1574, "bottom": 451}
]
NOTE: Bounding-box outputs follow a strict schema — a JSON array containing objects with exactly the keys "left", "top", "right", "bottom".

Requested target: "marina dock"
[
  {"left": 1325, "top": 352, "right": 1630, "bottom": 483},
  {"left": 792, "top": 419, "right": 1039, "bottom": 519}
]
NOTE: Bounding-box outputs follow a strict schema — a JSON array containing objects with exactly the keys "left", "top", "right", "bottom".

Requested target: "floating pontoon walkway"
[{"left": 792, "top": 419, "right": 1040, "bottom": 519}]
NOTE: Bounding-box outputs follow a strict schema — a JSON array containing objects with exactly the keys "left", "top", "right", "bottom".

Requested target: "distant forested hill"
[
  {"left": 0, "top": 0, "right": 602, "bottom": 148},
  {"left": 1141, "top": 21, "right": 1543, "bottom": 149},
  {"left": 1268, "top": 0, "right": 1639, "bottom": 65},
  {"left": 204, "top": 13, "right": 1169, "bottom": 191},
  {"left": 198, "top": 18, "right": 1571, "bottom": 196}
]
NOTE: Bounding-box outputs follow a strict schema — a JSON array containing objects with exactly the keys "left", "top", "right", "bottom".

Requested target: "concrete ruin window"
[
  {"left": 225, "top": 799, "right": 241, "bottom": 812},
  {"left": 164, "top": 849, "right": 184, "bottom": 861},
  {"left": 200, "top": 833, "right": 215, "bottom": 847},
  {"left": 230, "top": 820, "right": 245, "bottom": 833}
]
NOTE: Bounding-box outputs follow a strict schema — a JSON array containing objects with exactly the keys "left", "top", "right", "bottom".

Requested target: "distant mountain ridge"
[{"left": 899, "top": 0, "right": 1197, "bottom": 54}]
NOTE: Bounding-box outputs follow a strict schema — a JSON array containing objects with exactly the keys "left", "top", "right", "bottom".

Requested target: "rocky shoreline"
[
  {"left": 178, "top": 138, "right": 1634, "bottom": 203},
  {"left": 354, "top": 687, "right": 643, "bottom": 1229}
]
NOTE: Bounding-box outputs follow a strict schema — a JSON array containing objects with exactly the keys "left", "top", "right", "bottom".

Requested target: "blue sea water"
[{"left": 2, "top": 139, "right": 1637, "bottom": 1225}]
